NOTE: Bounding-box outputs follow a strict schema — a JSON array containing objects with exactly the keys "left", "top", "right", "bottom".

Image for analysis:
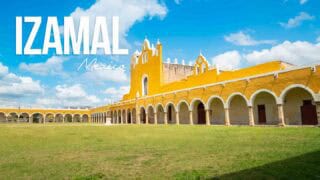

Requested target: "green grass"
[{"left": 0, "top": 124, "right": 319, "bottom": 179}]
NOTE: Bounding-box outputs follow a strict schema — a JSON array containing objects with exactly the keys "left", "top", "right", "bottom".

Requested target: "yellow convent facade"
[{"left": 1, "top": 38, "right": 320, "bottom": 126}]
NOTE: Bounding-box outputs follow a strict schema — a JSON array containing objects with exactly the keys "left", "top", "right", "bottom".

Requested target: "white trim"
[
  {"left": 190, "top": 98, "right": 206, "bottom": 110},
  {"left": 177, "top": 100, "right": 190, "bottom": 112},
  {"left": 165, "top": 102, "right": 176, "bottom": 113},
  {"left": 155, "top": 103, "right": 164, "bottom": 113},
  {"left": 207, "top": 95, "right": 226, "bottom": 109},
  {"left": 146, "top": 104, "right": 155, "bottom": 113},
  {"left": 279, "top": 84, "right": 316, "bottom": 103},
  {"left": 250, "top": 89, "right": 279, "bottom": 105},
  {"left": 226, "top": 93, "right": 250, "bottom": 108}
]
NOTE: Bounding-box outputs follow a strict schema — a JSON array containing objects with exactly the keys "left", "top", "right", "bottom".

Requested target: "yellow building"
[
  {"left": 1, "top": 38, "right": 320, "bottom": 126},
  {"left": 91, "top": 38, "right": 320, "bottom": 126}
]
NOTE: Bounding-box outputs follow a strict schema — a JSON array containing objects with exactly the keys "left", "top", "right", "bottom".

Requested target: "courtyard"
[{"left": 0, "top": 124, "right": 319, "bottom": 179}]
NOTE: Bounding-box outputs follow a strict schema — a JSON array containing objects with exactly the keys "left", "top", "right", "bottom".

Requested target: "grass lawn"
[{"left": 0, "top": 124, "right": 319, "bottom": 179}]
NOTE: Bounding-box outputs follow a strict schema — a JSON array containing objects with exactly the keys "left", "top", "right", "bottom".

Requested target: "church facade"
[{"left": 0, "top": 38, "right": 320, "bottom": 126}]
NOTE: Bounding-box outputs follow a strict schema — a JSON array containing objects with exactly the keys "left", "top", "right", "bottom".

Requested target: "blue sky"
[{"left": 0, "top": 0, "right": 319, "bottom": 108}]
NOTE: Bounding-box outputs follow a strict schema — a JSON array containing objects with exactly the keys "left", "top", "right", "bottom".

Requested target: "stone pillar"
[
  {"left": 224, "top": 108, "right": 230, "bottom": 126},
  {"left": 29, "top": 117, "right": 32, "bottom": 123},
  {"left": 43, "top": 114, "right": 46, "bottom": 124},
  {"left": 130, "top": 111, "right": 133, "bottom": 124},
  {"left": 205, "top": 109, "right": 210, "bottom": 125},
  {"left": 189, "top": 111, "right": 193, "bottom": 125},
  {"left": 137, "top": 113, "right": 141, "bottom": 124},
  {"left": 176, "top": 111, "right": 180, "bottom": 125},
  {"left": 248, "top": 106, "right": 255, "bottom": 126},
  {"left": 316, "top": 102, "right": 320, "bottom": 126},
  {"left": 63, "top": 115, "right": 65, "bottom": 123},
  {"left": 154, "top": 112, "right": 158, "bottom": 125},
  {"left": 164, "top": 112, "right": 168, "bottom": 125},
  {"left": 277, "top": 104, "right": 285, "bottom": 126},
  {"left": 146, "top": 113, "right": 149, "bottom": 124}
]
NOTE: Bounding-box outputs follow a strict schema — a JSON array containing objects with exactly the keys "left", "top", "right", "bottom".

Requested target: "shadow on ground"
[{"left": 215, "top": 150, "right": 320, "bottom": 180}]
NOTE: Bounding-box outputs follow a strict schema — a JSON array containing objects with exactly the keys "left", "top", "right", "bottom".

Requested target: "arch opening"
[
  {"left": 283, "top": 87, "right": 318, "bottom": 125},
  {"left": 156, "top": 105, "right": 165, "bottom": 124},
  {"left": 229, "top": 95, "right": 249, "bottom": 125},
  {"left": 64, "top": 114, "right": 72, "bottom": 123},
  {"left": 45, "top": 113, "right": 55, "bottom": 123},
  {"left": 178, "top": 101, "right": 190, "bottom": 124},
  {"left": 32, "top": 113, "right": 44, "bottom": 123},
  {"left": 147, "top": 106, "right": 155, "bottom": 124},
  {"left": 208, "top": 98, "right": 225, "bottom": 125},
  {"left": 140, "top": 107, "right": 146, "bottom": 124},
  {"left": 253, "top": 91, "right": 278, "bottom": 125},
  {"left": 166, "top": 104, "right": 176, "bottom": 124},
  {"left": 192, "top": 100, "right": 206, "bottom": 125}
]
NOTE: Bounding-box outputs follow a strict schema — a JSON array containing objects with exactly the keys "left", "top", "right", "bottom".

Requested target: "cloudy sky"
[{"left": 0, "top": 0, "right": 319, "bottom": 108}]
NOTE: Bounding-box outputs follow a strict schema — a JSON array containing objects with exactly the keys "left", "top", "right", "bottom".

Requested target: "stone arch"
[
  {"left": 281, "top": 85, "right": 318, "bottom": 125},
  {"left": 8, "top": 112, "right": 19, "bottom": 123},
  {"left": 82, "top": 114, "right": 89, "bottom": 123},
  {"left": 227, "top": 93, "right": 250, "bottom": 108},
  {"left": 140, "top": 106, "right": 146, "bottom": 124},
  {"left": 228, "top": 93, "right": 249, "bottom": 125},
  {"left": 207, "top": 96, "right": 225, "bottom": 125},
  {"left": 31, "top": 113, "right": 44, "bottom": 123},
  {"left": 191, "top": 99, "right": 206, "bottom": 124},
  {"left": 280, "top": 84, "right": 317, "bottom": 103},
  {"left": 177, "top": 100, "right": 190, "bottom": 124},
  {"left": 19, "top": 113, "right": 30, "bottom": 123},
  {"left": 156, "top": 104, "right": 165, "bottom": 124},
  {"left": 64, "top": 114, "right": 72, "bottom": 123},
  {"left": 73, "top": 114, "right": 81, "bottom": 123},
  {"left": 55, "top": 114, "right": 63, "bottom": 123},
  {"left": 45, "top": 113, "right": 55, "bottom": 123},
  {"left": 165, "top": 102, "right": 176, "bottom": 124},
  {"left": 250, "top": 89, "right": 279, "bottom": 125},
  {"left": 147, "top": 105, "right": 155, "bottom": 124}
]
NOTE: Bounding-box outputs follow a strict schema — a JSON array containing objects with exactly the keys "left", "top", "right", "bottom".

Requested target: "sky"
[{"left": 0, "top": 0, "right": 319, "bottom": 108}]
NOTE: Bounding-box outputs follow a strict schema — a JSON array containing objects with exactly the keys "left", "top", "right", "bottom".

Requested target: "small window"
[{"left": 142, "top": 77, "right": 148, "bottom": 96}]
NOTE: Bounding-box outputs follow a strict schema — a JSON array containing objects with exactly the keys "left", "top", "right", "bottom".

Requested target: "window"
[{"left": 142, "top": 76, "right": 148, "bottom": 96}]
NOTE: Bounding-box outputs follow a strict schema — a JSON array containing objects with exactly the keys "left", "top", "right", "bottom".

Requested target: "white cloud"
[
  {"left": 211, "top": 51, "right": 242, "bottom": 70},
  {"left": 300, "top": 0, "right": 308, "bottom": 4},
  {"left": 19, "top": 56, "right": 66, "bottom": 76},
  {"left": 224, "top": 31, "right": 276, "bottom": 46},
  {"left": 317, "top": 36, "right": 320, "bottom": 42},
  {"left": 66, "top": 0, "right": 167, "bottom": 47},
  {"left": 280, "top": 12, "right": 314, "bottom": 28},
  {"left": 244, "top": 41, "right": 320, "bottom": 65},
  {"left": 0, "top": 63, "right": 44, "bottom": 99},
  {"left": 36, "top": 84, "right": 100, "bottom": 107},
  {"left": 82, "top": 64, "right": 128, "bottom": 82},
  {"left": 103, "top": 86, "right": 129, "bottom": 103}
]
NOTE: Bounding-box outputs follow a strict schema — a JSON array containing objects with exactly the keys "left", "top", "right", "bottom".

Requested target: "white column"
[
  {"left": 154, "top": 111, "right": 158, "bottom": 125},
  {"left": 248, "top": 106, "right": 255, "bottom": 126},
  {"left": 164, "top": 112, "right": 168, "bottom": 125},
  {"left": 205, "top": 109, "right": 210, "bottom": 125},
  {"left": 277, "top": 104, "right": 285, "bottom": 126},
  {"left": 137, "top": 113, "right": 141, "bottom": 124},
  {"left": 130, "top": 111, "right": 133, "bottom": 124},
  {"left": 189, "top": 111, "right": 193, "bottom": 125},
  {"left": 43, "top": 114, "right": 46, "bottom": 124},
  {"left": 176, "top": 111, "right": 180, "bottom": 125},
  {"left": 224, "top": 108, "right": 230, "bottom": 126},
  {"left": 146, "top": 113, "right": 149, "bottom": 124}
]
